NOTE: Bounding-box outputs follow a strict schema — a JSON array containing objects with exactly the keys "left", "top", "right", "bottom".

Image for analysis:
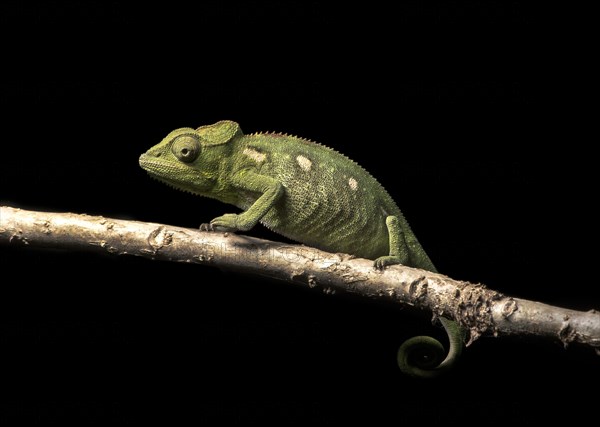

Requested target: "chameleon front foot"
[
  {"left": 199, "top": 223, "right": 217, "bottom": 232},
  {"left": 199, "top": 219, "right": 238, "bottom": 232},
  {"left": 199, "top": 222, "right": 238, "bottom": 233},
  {"left": 208, "top": 213, "right": 255, "bottom": 232}
]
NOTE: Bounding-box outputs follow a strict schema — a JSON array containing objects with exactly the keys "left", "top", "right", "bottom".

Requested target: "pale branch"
[{"left": 1, "top": 205, "right": 599, "bottom": 353}]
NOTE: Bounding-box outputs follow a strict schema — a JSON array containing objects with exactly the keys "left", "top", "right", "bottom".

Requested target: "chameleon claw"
[
  {"left": 200, "top": 222, "right": 235, "bottom": 232},
  {"left": 374, "top": 255, "right": 403, "bottom": 270},
  {"left": 199, "top": 223, "right": 215, "bottom": 231}
]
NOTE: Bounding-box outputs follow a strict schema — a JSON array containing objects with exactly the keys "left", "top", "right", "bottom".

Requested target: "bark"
[{"left": 1, "top": 205, "right": 599, "bottom": 353}]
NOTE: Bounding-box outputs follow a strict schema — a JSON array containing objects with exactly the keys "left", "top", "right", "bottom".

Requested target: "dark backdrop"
[{"left": 0, "top": 1, "right": 596, "bottom": 424}]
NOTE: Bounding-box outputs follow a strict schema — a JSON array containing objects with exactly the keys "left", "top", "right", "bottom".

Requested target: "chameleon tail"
[{"left": 396, "top": 317, "right": 464, "bottom": 378}]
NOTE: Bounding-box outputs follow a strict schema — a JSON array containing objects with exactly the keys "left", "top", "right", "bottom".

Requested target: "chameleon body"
[{"left": 139, "top": 120, "right": 464, "bottom": 378}]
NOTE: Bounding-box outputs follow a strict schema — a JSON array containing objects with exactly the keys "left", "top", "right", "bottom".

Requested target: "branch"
[{"left": 1, "top": 205, "right": 599, "bottom": 353}]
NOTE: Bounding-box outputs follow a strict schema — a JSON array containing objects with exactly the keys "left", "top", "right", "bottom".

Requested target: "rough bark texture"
[{"left": 1, "top": 205, "right": 599, "bottom": 353}]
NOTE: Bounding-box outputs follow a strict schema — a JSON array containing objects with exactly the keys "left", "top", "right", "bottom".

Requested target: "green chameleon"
[{"left": 139, "top": 120, "right": 464, "bottom": 378}]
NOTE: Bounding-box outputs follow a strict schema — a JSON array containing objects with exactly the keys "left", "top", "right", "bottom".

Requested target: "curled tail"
[
  {"left": 396, "top": 316, "right": 465, "bottom": 378},
  {"left": 378, "top": 214, "right": 466, "bottom": 378}
]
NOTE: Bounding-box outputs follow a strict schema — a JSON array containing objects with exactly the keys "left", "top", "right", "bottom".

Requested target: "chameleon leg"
[
  {"left": 374, "top": 215, "right": 410, "bottom": 269},
  {"left": 210, "top": 171, "right": 284, "bottom": 232}
]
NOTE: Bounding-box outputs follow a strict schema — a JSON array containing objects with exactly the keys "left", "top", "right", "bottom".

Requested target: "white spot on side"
[
  {"left": 296, "top": 155, "right": 312, "bottom": 171},
  {"left": 348, "top": 177, "right": 358, "bottom": 191},
  {"left": 243, "top": 148, "right": 266, "bottom": 163}
]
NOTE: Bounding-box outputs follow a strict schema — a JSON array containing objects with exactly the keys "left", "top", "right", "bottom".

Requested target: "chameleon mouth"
[
  {"left": 138, "top": 153, "right": 189, "bottom": 177},
  {"left": 138, "top": 153, "right": 207, "bottom": 195}
]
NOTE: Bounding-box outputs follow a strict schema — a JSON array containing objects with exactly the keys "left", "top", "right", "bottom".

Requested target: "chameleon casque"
[{"left": 139, "top": 120, "right": 464, "bottom": 378}]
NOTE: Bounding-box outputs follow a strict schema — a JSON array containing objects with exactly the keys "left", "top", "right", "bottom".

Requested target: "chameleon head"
[
  {"left": 139, "top": 127, "right": 217, "bottom": 194},
  {"left": 140, "top": 120, "right": 242, "bottom": 197}
]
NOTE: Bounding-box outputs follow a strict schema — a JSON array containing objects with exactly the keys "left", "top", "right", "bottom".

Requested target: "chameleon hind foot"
[{"left": 374, "top": 255, "right": 403, "bottom": 270}]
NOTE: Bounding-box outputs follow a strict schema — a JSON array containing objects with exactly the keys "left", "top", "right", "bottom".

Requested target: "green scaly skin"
[{"left": 139, "top": 120, "right": 465, "bottom": 378}]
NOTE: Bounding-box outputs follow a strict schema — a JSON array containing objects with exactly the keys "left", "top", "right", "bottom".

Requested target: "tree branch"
[{"left": 1, "top": 205, "right": 599, "bottom": 354}]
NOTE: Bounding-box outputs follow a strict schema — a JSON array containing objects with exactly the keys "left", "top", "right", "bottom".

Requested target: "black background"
[{"left": 0, "top": 1, "right": 597, "bottom": 424}]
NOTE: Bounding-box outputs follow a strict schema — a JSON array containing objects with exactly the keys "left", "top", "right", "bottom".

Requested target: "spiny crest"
[
  {"left": 250, "top": 128, "right": 400, "bottom": 211},
  {"left": 249, "top": 131, "right": 375, "bottom": 180}
]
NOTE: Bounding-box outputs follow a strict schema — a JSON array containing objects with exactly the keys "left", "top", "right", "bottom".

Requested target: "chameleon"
[{"left": 139, "top": 120, "right": 464, "bottom": 378}]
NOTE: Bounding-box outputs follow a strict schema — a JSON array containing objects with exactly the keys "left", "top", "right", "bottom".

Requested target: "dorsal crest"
[{"left": 197, "top": 120, "right": 243, "bottom": 146}]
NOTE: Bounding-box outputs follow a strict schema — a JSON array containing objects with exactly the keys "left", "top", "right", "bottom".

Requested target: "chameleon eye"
[{"left": 171, "top": 135, "right": 201, "bottom": 163}]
